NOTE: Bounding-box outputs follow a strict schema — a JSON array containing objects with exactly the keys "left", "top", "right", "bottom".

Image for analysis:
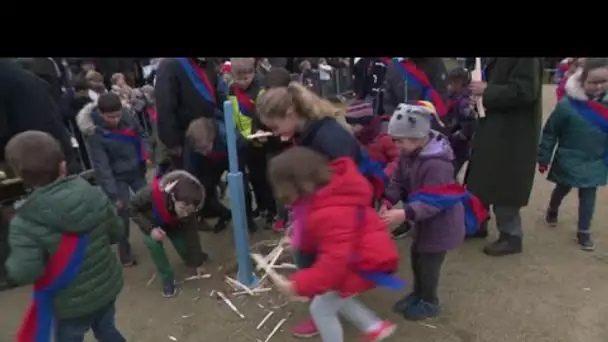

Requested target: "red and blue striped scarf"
[
  {"left": 102, "top": 128, "right": 149, "bottom": 163},
  {"left": 177, "top": 58, "right": 216, "bottom": 107},
  {"left": 568, "top": 98, "right": 608, "bottom": 165}
]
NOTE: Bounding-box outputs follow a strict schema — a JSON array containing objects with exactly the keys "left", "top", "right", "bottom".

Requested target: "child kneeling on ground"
[
  {"left": 5, "top": 131, "right": 126, "bottom": 341},
  {"left": 268, "top": 147, "right": 399, "bottom": 342},
  {"left": 130, "top": 170, "right": 209, "bottom": 297},
  {"left": 381, "top": 103, "right": 466, "bottom": 321}
]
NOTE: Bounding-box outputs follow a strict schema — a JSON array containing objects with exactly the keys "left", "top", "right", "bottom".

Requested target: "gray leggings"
[{"left": 310, "top": 292, "right": 382, "bottom": 342}]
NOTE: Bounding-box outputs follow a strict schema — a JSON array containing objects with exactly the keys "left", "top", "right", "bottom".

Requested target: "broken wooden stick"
[
  {"left": 184, "top": 274, "right": 211, "bottom": 282},
  {"left": 146, "top": 272, "right": 156, "bottom": 287},
  {"left": 233, "top": 287, "right": 272, "bottom": 296},
  {"left": 472, "top": 57, "right": 486, "bottom": 118},
  {"left": 264, "top": 318, "right": 287, "bottom": 342},
  {"left": 251, "top": 253, "right": 308, "bottom": 303},
  {"left": 225, "top": 276, "right": 255, "bottom": 296},
  {"left": 216, "top": 291, "right": 245, "bottom": 319},
  {"left": 256, "top": 311, "right": 274, "bottom": 330}
]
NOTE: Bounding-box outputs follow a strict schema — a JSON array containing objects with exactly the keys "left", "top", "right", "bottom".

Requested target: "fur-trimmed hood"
[
  {"left": 566, "top": 69, "right": 608, "bottom": 102},
  {"left": 76, "top": 101, "right": 99, "bottom": 136}
]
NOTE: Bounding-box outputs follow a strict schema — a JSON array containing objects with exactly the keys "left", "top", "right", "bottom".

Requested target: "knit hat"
[
  {"left": 387, "top": 103, "right": 432, "bottom": 139},
  {"left": 345, "top": 101, "right": 374, "bottom": 125}
]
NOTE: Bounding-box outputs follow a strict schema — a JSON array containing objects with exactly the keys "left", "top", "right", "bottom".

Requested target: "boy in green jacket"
[{"left": 4, "top": 130, "right": 125, "bottom": 341}]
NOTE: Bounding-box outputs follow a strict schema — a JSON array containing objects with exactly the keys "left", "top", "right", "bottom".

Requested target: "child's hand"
[
  {"left": 382, "top": 209, "right": 406, "bottom": 226},
  {"left": 150, "top": 227, "right": 166, "bottom": 241},
  {"left": 279, "top": 236, "right": 292, "bottom": 251},
  {"left": 470, "top": 80, "right": 487, "bottom": 96}
]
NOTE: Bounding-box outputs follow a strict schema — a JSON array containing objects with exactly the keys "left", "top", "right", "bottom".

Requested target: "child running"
[
  {"left": 77, "top": 92, "right": 150, "bottom": 266},
  {"left": 381, "top": 103, "right": 466, "bottom": 321},
  {"left": 268, "top": 147, "right": 399, "bottom": 342},
  {"left": 538, "top": 58, "right": 608, "bottom": 251},
  {"left": 5, "top": 131, "right": 125, "bottom": 342},
  {"left": 130, "top": 169, "right": 209, "bottom": 297}
]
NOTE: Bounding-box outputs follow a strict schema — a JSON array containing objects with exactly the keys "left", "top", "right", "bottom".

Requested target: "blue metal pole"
[{"left": 222, "top": 100, "right": 258, "bottom": 287}]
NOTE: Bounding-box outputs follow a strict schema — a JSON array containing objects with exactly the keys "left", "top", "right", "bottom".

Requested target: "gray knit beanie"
[{"left": 387, "top": 103, "right": 432, "bottom": 139}]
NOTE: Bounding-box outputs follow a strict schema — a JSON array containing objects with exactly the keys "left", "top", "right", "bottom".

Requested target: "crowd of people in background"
[{"left": 1, "top": 56, "right": 607, "bottom": 342}]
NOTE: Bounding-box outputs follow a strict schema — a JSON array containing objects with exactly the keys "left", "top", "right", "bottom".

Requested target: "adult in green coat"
[
  {"left": 538, "top": 58, "right": 608, "bottom": 251},
  {"left": 466, "top": 58, "right": 543, "bottom": 256},
  {"left": 4, "top": 131, "right": 125, "bottom": 337}
]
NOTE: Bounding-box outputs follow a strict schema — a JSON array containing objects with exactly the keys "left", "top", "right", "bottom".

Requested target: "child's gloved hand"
[
  {"left": 382, "top": 209, "right": 406, "bottom": 226},
  {"left": 538, "top": 165, "right": 548, "bottom": 174},
  {"left": 150, "top": 227, "right": 167, "bottom": 241}
]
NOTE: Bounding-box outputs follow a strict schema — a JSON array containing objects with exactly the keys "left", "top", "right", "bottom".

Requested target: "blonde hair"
[
  {"left": 85, "top": 70, "right": 103, "bottom": 84},
  {"left": 257, "top": 81, "right": 351, "bottom": 131}
]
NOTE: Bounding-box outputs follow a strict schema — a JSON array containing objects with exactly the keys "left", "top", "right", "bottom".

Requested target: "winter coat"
[
  {"left": 385, "top": 133, "right": 465, "bottom": 252},
  {"left": 538, "top": 70, "right": 608, "bottom": 188},
  {"left": 466, "top": 58, "right": 543, "bottom": 206},
  {"left": 76, "top": 102, "right": 150, "bottom": 201},
  {"left": 5, "top": 175, "right": 124, "bottom": 319},
  {"left": 290, "top": 158, "right": 399, "bottom": 298},
  {"left": 297, "top": 117, "right": 360, "bottom": 161}
]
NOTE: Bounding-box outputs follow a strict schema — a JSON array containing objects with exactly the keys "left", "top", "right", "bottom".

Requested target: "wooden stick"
[
  {"left": 472, "top": 57, "right": 486, "bottom": 118},
  {"left": 251, "top": 253, "right": 308, "bottom": 303},
  {"left": 224, "top": 276, "right": 255, "bottom": 296},
  {"left": 184, "top": 274, "right": 211, "bottom": 282},
  {"left": 272, "top": 263, "right": 297, "bottom": 270},
  {"left": 146, "top": 272, "right": 156, "bottom": 287},
  {"left": 233, "top": 287, "right": 272, "bottom": 296},
  {"left": 216, "top": 291, "right": 245, "bottom": 319},
  {"left": 264, "top": 318, "right": 287, "bottom": 342},
  {"left": 256, "top": 311, "right": 274, "bottom": 330}
]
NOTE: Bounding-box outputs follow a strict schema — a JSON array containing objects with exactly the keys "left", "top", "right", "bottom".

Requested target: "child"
[
  {"left": 77, "top": 92, "right": 150, "bottom": 266},
  {"left": 5, "top": 130, "right": 125, "bottom": 341},
  {"left": 446, "top": 68, "right": 476, "bottom": 175},
  {"left": 300, "top": 60, "right": 316, "bottom": 91},
  {"left": 86, "top": 70, "right": 107, "bottom": 102},
  {"left": 381, "top": 103, "right": 466, "bottom": 321},
  {"left": 111, "top": 72, "right": 134, "bottom": 106},
  {"left": 228, "top": 58, "right": 277, "bottom": 226},
  {"left": 268, "top": 147, "right": 398, "bottom": 342},
  {"left": 130, "top": 169, "right": 209, "bottom": 297},
  {"left": 185, "top": 116, "right": 256, "bottom": 233},
  {"left": 538, "top": 58, "right": 608, "bottom": 251}
]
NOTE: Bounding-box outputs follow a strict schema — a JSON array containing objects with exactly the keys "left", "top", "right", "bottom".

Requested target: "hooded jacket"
[
  {"left": 385, "top": 132, "right": 465, "bottom": 252},
  {"left": 290, "top": 158, "right": 399, "bottom": 298},
  {"left": 5, "top": 175, "right": 124, "bottom": 319},
  {"left": 538, "top": 70, "right": 608, "bottom": 188},
  {"left": 76, "top": 102, "right": 150, "bottom": 200}
]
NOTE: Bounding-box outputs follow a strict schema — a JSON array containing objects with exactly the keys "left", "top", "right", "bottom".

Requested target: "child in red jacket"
[
  {"left": 268, "top": 147, "right": 399, "bottom": 342},
  {"left": 346, "top": 101, "right": 399, "bottom": 178}
]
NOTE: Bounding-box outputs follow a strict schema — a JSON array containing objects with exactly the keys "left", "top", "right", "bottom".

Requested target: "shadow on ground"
[{"left": 1, "top": 86, "right": 608, "bottom": 342}]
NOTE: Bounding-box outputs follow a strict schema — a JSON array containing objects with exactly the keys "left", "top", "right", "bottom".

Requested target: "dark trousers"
[
  {"left": 410, "top": 246, "right": 446, "bottom": 305},
  {"left": 247, "top": 145, "right": 276, "bottom": 215},
  {"left": 549, "top": 184, "right": 597, "bottom": 233},
  {"left": 55, "top": 301, "right": 125, "bottom": 342},
  {"left": 115, "top": 171, "right": 147, "bottom": 260}
]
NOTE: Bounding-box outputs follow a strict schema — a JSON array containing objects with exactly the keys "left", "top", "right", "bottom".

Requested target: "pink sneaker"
[
  {"left": 363, "top": 321, "right": 396, "bottom": 341},
  {"left": 292, "top": 318, "right": 319, "bottom": 338}
]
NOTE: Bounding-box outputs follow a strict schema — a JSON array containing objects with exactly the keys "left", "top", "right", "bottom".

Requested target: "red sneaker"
[
  {"left": 272, "top": 219, "right": 286, "bottom": 232},
  {"left": 363, "top": 321, "right": 396, "bottom": 341},
  {"left": 292, "top": 318, "right": 319, "bottom": 338}
]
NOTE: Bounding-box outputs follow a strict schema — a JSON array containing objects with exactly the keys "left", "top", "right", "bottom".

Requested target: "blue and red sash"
[
  {"left": 151, "top": 176, "right": 176, "bottom": 226},
  {"left": 408, "top": 184, "right": 488, "bottom": 236},
  {"left": 103, "top": 128, "right": 149, "bottom": 163},
  {"left": 569, "top": 98, "right": 608, "bottom": 165},
  {"left": 383, "top": 58, "right": 447, "bottom": 117},
  {"left": 177, "top": 58, "right": 216, "bottom": 107},
  {"left": 233, "top": 86, "right": 256, "bottom": 118},
  {"left": 18, "top": 234, "right": 89, "bottom": 342},
  {"left": 357, "top": 149, "right": 389, "bottom": 199}
]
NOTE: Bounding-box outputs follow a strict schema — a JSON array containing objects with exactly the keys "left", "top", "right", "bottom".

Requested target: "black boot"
[
  {"left": 483, "top": 233, "right": 522, "bottom": 256},
  {"left": 545, "top": 209, "right": 558, "bottom": 227}
]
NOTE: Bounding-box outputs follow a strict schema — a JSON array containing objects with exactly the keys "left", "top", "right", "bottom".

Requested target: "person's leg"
[
  {"left": 546, "top": 183, "right": 572, "bottom": 226},
  {"left": 115, "top": 180, "right": 135, "bottom": 266},
  {"left": 339, "top": 297, "right": 396, "bottom": 340},
  {"left": 577, "top": 187, "right": 597, "bottom": 251},
  {"left": 55, "top": 316, "right": 90, "bottom": 342},
  {"left": 402, "top": 251, "right": 445, "bottom": 320},
  {"left": 308, "top": 292, "right": 345, "bottom": 341},
  {"left": 483, "top": 205, "right": 523, "bottom": 256},
  {"left": 90, "top": 301, "right": 127, "bottom": 342},
  {"left": 143, "top": 235, "right": 177, "bottom": 297},
  {"left": 171, "top": 223, "right": 209, "bottom": 268},
  {"left": 393, "top": 244, "right": 421, "bottom": 312},
  {"left": 247, "top": 146, "right": 271, "bottom": 218}
]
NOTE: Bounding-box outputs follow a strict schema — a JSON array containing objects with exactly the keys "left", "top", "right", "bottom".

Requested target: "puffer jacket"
[{"left": 5, "top": 175, "right": 124, "bottom": 319}]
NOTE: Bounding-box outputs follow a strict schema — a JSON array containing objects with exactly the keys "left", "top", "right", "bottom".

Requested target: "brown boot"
[{"left": 483, "top": 234, "right": 522, "bottom": 256}]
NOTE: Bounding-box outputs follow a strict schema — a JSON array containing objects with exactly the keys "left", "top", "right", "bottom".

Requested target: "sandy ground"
[{"left": 2, "top": 85, "right": 608, "bottom": 342}]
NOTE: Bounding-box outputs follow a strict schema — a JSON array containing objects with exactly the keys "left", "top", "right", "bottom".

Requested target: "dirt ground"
[{"left": 2, "top": 85, "right": 608, "bottom": 342}]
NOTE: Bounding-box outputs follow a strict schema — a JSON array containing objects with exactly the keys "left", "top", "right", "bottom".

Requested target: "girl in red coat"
[{"left": 268, "top": 147, "right": 399, "bottom": 342}]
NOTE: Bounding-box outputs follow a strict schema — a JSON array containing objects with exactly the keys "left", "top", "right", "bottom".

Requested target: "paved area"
[{"left": 2, "top": 85, "right": 608, "bottom": 342}]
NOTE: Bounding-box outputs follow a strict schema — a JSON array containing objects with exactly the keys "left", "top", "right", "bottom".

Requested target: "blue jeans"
[{"left": 55, "top": 302, "right": 125, "bottom": 342}]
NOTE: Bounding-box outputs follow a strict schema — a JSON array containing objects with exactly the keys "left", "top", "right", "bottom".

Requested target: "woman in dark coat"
[{"left": 466, "top": 58, "right": 543, "bottom": 257}]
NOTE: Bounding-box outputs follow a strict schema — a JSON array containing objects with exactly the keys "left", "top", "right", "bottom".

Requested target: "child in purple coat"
[{"left": 380, "top": 103, "right": 465, "bottom": 321}]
